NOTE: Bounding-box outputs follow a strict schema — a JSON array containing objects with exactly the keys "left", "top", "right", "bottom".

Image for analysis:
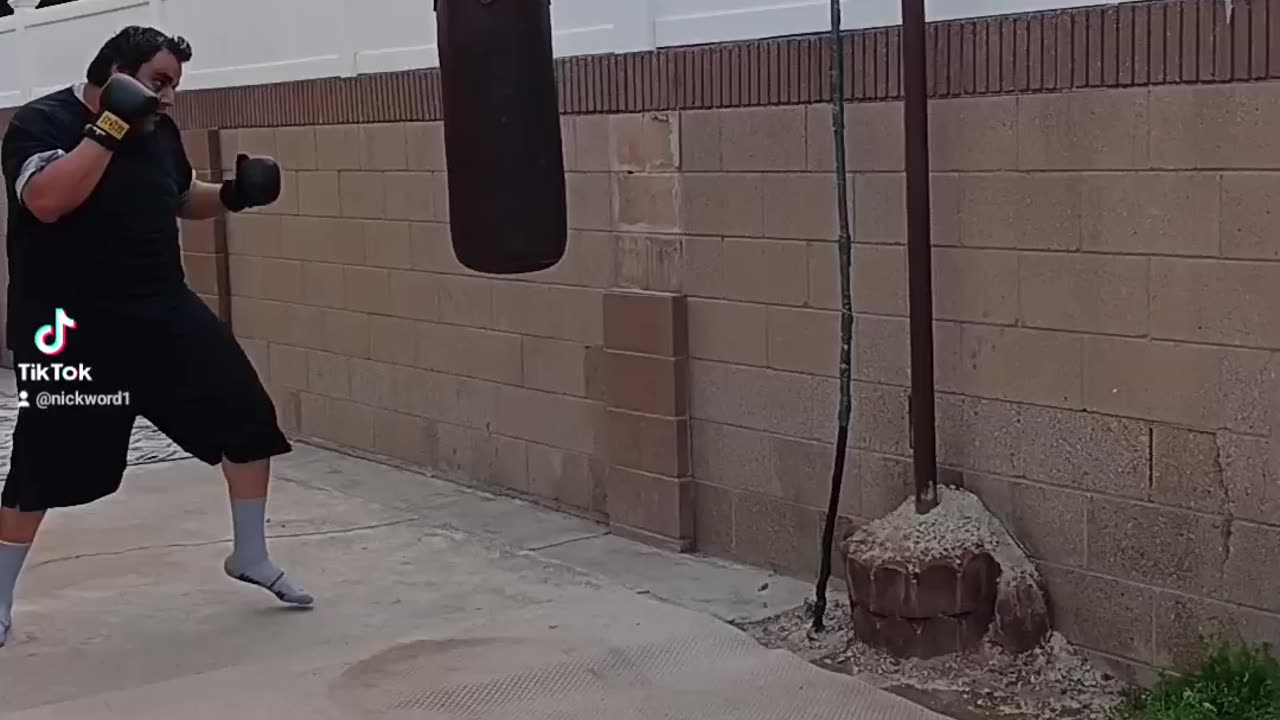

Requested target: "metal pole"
[{"left": 901, "top": 0, "right": 938, "bottom": 515}]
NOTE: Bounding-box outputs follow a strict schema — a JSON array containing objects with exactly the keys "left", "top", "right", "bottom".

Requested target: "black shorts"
[{"left": 1, "top": 289, "right": 292, "bottom": 511}]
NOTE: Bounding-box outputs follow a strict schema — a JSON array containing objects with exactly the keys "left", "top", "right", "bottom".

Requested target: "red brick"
[
  {"left": 604, "top": 351, "right": 686, "bottom": 417},
  {"left": 608, "top": 409, "right": 690, "bottom": 477},
  {"left": 606, "top": 467, "right": 694, "bottom": 549},
  {"left": 602, "top": 290, "right": 685, "bottom": 356}
]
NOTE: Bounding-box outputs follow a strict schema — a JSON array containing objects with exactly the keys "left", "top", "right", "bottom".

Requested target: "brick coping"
[{"left": 2, "top": 0, "right": 1278, "bottom": 131}]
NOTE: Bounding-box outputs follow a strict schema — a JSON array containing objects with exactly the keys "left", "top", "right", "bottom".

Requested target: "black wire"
[{"left": 811, "top": 0, "right": 854, "bottom": 634}]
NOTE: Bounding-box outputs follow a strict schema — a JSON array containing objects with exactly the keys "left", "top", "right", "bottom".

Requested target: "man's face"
[{"left": 113, "top": 49, "right": 182, "bottom": 132}]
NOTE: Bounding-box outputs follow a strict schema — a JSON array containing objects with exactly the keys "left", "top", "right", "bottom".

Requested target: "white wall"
[{"left": 0, "top": 0, "right": 1106, "bottom": 108}]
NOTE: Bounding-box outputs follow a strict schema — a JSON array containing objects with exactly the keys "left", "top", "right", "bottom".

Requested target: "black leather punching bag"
[{"left": 434, "top": 0, "right": 567, "bottom": 275}]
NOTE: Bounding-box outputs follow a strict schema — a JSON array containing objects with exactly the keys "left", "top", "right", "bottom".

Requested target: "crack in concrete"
[
  {"left": 1213, "top": 432, "right": 1235, "bottom": 587},
  {"left": 1146, "top": 427, "right": 1155, "bottom": 501},
  {"left": 527, "top": 532, "right": 612, "bottom": 552},
  {"left": 28, "top": 516, "right": 425, "bottom": 570}
]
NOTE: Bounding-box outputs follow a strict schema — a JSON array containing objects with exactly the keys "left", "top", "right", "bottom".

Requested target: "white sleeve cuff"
[{"left": 15, "top": 149, "right": 67, "bottom": 206}]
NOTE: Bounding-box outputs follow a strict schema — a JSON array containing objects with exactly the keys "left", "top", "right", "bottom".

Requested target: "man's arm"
[
  {"left": 18, "top": 140, "right": 114, "bottom": 223},
  {"left": 5, "top": 75, "right": 161, "bottom": 224},
  {"left": 178, "top": 173, "right": 227, "bottom": 220},
  {"left": 178, "top": 154, "right": 282, "bottom": 220}
]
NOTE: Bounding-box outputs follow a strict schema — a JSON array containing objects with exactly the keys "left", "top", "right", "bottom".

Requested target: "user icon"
[{"left": 17, "top": 390, "right": 30, "bottom": 409}]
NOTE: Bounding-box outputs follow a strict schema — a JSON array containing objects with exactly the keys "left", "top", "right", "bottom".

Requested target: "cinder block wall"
[
  {"left": 219, "top": 119, "right": 614, "bottom": 516},
  {"left": 3, "top": 0, "right": 1279, "bottom": 681},
  {"left": 212, "top": 80, "right": 1280, "bottom": 679}
]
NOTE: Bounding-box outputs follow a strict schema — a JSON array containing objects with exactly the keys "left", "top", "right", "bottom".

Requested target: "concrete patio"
[{"left": 0, "top": 369, "right": 942, "bottom": 719}]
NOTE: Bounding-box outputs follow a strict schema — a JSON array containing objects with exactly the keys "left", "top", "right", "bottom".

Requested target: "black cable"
[{"left": 811, "top": 0, "right": 854, "bottom": 634}]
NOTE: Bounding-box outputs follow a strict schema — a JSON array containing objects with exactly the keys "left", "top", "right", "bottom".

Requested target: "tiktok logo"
[{"left": 34, "top": 308, "right": 76, "bottom": 356}]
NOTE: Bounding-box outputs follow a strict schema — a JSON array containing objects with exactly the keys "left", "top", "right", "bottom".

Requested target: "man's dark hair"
[{"left": 85, "top": 25, "right": 192, "bottom": 86}]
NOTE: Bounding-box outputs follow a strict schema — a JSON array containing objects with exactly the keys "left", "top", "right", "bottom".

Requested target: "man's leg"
[
  {"left": 0, "top": 509, "right": 44, "bottom": 647},
  {"left": 220, "top": 457, "right": 312, "bottom": 606}
]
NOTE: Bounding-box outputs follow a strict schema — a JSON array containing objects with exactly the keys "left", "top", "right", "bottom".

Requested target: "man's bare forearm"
[
  {"left": 21, "top": 140, "right": 114, "bottom": 223},
  {"left": 178, "top": 179, "right": 227, "bottom": 220}
]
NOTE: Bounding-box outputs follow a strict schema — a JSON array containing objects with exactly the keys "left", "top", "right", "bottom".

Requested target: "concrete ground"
[{"left": 0, "top": 393, "right": 942, "bottom": 718}]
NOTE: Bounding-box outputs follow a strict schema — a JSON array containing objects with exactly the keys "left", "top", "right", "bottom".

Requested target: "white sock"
[
  {"left": 1, "top": 541, "right": 32, "bottom": 647},
  {"left": 224, "top": 497, "right": 313, "bottom": 606}
]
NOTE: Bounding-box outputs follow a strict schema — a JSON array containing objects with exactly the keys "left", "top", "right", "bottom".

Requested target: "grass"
[{"left": 1112, "top": 641, "right": 1280, "bottom": 720}]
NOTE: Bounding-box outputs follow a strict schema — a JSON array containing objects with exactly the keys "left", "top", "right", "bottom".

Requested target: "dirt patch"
[{"left": 737, "top": 596, "right": 1133, "bottom": 720}]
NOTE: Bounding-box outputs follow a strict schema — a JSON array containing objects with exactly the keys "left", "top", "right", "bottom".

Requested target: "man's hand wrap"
[
  {"left": 220, "top": 154, "right": 281, "bottom": 212},
  {"left": 83, "top": 74, "right": 159, "bottom": 151}
]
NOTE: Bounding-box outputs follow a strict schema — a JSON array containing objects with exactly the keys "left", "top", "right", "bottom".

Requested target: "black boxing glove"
[
  {"left": 220, "top": 154, "right": 282, "bottom": 212},
  {"left": 83, "top": 73, "right": 160, "bottom": 151}
]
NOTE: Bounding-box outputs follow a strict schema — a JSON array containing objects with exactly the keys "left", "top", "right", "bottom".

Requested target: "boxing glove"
[
  {"left": 83, "top": 73, "right": 160, "bottom": 151},
  {"left": 220, "top": 154, "right": 281, "bottom": 212}
]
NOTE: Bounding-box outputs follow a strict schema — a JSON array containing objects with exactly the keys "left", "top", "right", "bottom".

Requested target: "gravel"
[{"left": 739, "top": 596, "right": 1132, "bottom": 719}]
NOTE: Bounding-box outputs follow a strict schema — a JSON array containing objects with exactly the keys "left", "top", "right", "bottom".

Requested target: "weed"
[{"left": 1112, "top": 641, "right": 1280, "bottom": 720}]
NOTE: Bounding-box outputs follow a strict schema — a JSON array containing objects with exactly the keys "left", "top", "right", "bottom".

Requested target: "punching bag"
[{"left": 434, "top": 0, "right": 568, "bottom": 275}]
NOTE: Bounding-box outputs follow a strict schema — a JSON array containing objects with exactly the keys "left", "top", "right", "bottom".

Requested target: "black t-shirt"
[{"left": 1, "top": 86, "right": 193, "bottom": 348}]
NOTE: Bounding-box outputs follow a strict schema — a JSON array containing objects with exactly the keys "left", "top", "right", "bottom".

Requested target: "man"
[{"left": 0, "top": 26, "right": 313, "bottom": 648}]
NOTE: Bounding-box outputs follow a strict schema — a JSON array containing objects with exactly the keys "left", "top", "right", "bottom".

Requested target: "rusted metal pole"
[{"left": 902, "top": 0, "right": 938, "bottom": 515}]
